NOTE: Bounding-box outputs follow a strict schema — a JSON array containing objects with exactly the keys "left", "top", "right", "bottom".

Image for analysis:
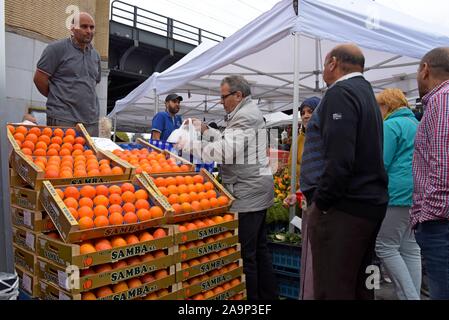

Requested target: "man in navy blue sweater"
[{"left": 302, "top": 44, "right": 388, "bottom": 299}]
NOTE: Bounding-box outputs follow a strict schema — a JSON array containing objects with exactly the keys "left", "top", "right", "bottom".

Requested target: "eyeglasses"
[{"left": 221, "top": 91, "right": 237, "bottom": 101}]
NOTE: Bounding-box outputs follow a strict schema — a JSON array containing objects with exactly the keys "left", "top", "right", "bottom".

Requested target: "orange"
[
  {"left": 139, "top": 232, "right": 154, "bottom": 242},
  {"left": 73, "top": 144, "right": 84, "bottom": 151},
  {"left": 206, "top": 190, "right": 217, "bottom": 199},
  {"left": 111, "top": 166, "right": 124, "bottom": 175},
  {"left": 181, "top": 202, "right": 192, "bottom": 213},
  {"left": 168, "top": 194, "right": 179, "bottom": 205},
  {"left": 217, "top": 196, "right": 229, "bottom": 206},
  {"left": 153, "top": 228, "right": 167, "bottom": 239},
  {"left": 21, "top": 148, "right": 32, "bottom": 156},
  {"left": 79, "top": 197, "right": 94, "bottom": 208},
  {"left": 203, "top": 182, "right": 214, "bottom": 191},
  {"left": 93, "top": 205, "right": 108, "bottom": 217},
  {"left": 25, "top": 133, "right": 38, "bottom": 144},
  {"left": 178, "top": 225, "right": 187, "bottom": 232},
  {"left": 193, "top": 175, "right": 204, "bottom": 184},
  {"left": 111, "top": 260, "right": 128, "bottom": 270},
  {"left": 22, "top": 140, "right": 35, "bottom": 151},
  {"left": 204, "top": 219, "right": 215, "bottom": 227},
  {"left": 64, "top": 187, "right": 80, "bottom": 200},
  {"left": 195, "top": 183, "right": 205, "bottom": 193},
  {"left": 191, "top": 201, "right": 201, "bottom": 212},
  {"left": 75, "top": 136, "right": 85, "bottom": 145},
  {"left": 74, "top": 169, "right": 87, "bottom": 177},
  {"left": 13, "top": 132, "right": 25, "bottom": 143},
  {"left": 153, "top": 250, "right": 165, "bottom": 259},
  {"left": 180, "top": 164, "right": 190, "bottom": 172},
  {"left": 100, "top": 166, "right": 112, "bottom": 175},
  {"left": 154, "top": 269, "right": 168, "bottom": 280},
  {"left": 141, "top": 274, "right": 156, "bottom": 285},
  {"left": 41, "top": 127, "right": 53, "bottom": 137},
  {"left": 78, "top": 206, "right": 94, "bottom": 219},
  {"left": 125, "top": 234, "right": 140, "bottom": 245},
  {"left": 187, "top": 184, "right": 197, "bottom": 193},
  {"left": 199, "top": 199, "right": 211, "bottom": 210},
  {"left": 135, "top": 199, "right": 150, "bottom": 210},
  {"left": 213, "top": 286, "right": 224, "bottom": 295},
  {"left": 224, "top": 232, "right": 234, "bottom": 238},
  {"left": 29, "top": 127, "right": 41, "bottom": 137},
  {"left": 109, "top": 212, "right": 124, "bottom": 226},
  {"left": 59, "top": 147, "right": 71, "bottom": 156},
  {"left": 179, "top": 193, "right": 190, "bottom": 204},
  {"left": 120, "top": 182, "right": 135, "bottom": 193},
  {"left": 136, "top": 209, "right": 151, "bottom": 222},
  {"left": 218, "top": 249, "right": 228, "bottom": 257},
  {"left": 7, "top": 125, "right": 15, "bottom": 134},
  {"left": 95, "top": 239, "right": 112, "bottom": 251},
  {"left": 126, "top": 257, "right": 141, "bottom": 266},
  {"left": 175, "top": 176, "right": 185, "bottom": 185},
  {"left": 34, "top": 161, "right": 46, "bottom": 171},
  {"left": 108, "top": 204, "right": 123, "bottom": 215},
  {"left": 149, "top": 206, "right": 164, "bottom": 219},
  {"left": 127, "top": 278, "right": 142, "bottom": 289},
  {"left": 78, "top": 216, "right": 94, "bottom": 230},
  {"left": 167, "top": 185, "right": 178, "bottom": 195},
  {"left": 134, "top": 189, "right": 148, "bottom": 200},
  {"left": 112, "top": 282, "right": 129, "bottom": 293},
  {"left": 122, "top": 202, "right": 136, "bottom": 213},
  {"left": 72, "top": 149, "right": 84, "bottom": 157},
  {"left": 61, "top": 143, "right": 73, "bottom": 152},
  {"left": 94, "top": 195, "right": 109, "bottom": 207},
  {"left": 177, "top": 184, "right": 188, "bottom": 194},
  {"left": 51, "top": 136, "right": 63, "bottom": 145},
  {"left": 223, "top": 214, "right": 233, "bottom": 222},
  {"left": 111, "top": 236, "right": 127, "bottom": 248},
  {"left": 108, "top": 185, "right": 122, "bottom": 195},
  {"left": 186, "top": 223, "right": 197, "bottom": 231},
  {"left": 33, "top": 149, "right": 46, "bottom": 157},
  {"left": 141, "top": 253, "right": 154, "bottom": 263},
  {"left": 155, "top": 177, "right": 166, "bottom": 187},
  {"left": 95, "top": 185, "right": 109, "bottom": 197},
  {"left": 209, "top": 198, "right": 219, "bottom": 208},
  {"left": 80, "top": 185, "right": 96, "bottom": 199},
  {"left": 84, "top": 150, "right": 94, "bottom": 156},
  {"left": 121, "top": 191, "right": 135, "bottom": 204},
  {"left": 94, "top": 215, "right": 110, "bottom": 228},
  {"left": 55, "top": 188, "right": 65, "bottom": 199},
  {"left": 109, "top": 193, "right": 123, "bottom": 206},
  {"left": 45, "top": 168, "right": 59, "bottom": 179},
  {"left": 95, "top": 264, "right": 113, "bottom": 274},
  {"left": 80, "top": 242, "right": 96, "bottom": 254},
  {"left": 193, "top": 294, "right": 205, "bottom": 300},
  {"left": 212, "top": 216, "right": 224, "bottom": 224},
  {"left": 68, "top": 207, "right": 79, "bottom": 219},
  {"left": 82, "top": 292, "right": 97, "bottom": 300},
  {"left": 62, "top": 135, "right": 75, "bottom": 144},
  {"left": 48, "top": 143, "right": 61, "bottom": 151},
  {"left": 189, "top": 259, "right": 201, "bottom": 267},
  {"left": 96, "top": 286, "right": 113, "bottom": 298},
  {"left": 64, "top": 197, "right": 79, "bottom": 210},
  {"left": 172, "top": 203, "right": 183, "bottom": 215},
  {"left": 65, "top": 128, "right": 76, "bottom": 137},
  {"left": 165, "top": 177, "right": 176, "bottom": 186},
  {"left": 53, "top": 128, "right": 64, "bottom": 137},
  {"left": 199, "top": 256, "right": 209, "bottom": 264},
  {"left": 38, "top": 134, "right": 51, "bottom": 145},
  {"left": 194, "top": 220, "right": 207, "bottom": 229},
  {"left": 87, "top": 169, "right": 101, "bottom": 177},
  {"left": 230, "top": 278, "right": 241, "bottom": 287},
  {"left": 15, "top": 126, "right": 28, "bottom": 135},
  {"left": 123, "top": 212, "right": 138, "bottom": 224}
]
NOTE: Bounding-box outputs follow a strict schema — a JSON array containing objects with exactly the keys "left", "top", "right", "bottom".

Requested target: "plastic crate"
[
  {"left": 268, "top": 241, "right": 301, "bottom": 275},
  {"left": 276, "top": 273, "right": 300, "bottom": 300}
]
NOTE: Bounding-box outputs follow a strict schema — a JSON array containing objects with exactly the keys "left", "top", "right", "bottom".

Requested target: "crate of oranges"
[
  {"left": 39, "top": 175, "right": 174, "bottom": 243},
  {"left": 180, "top": 259, "right": 244, "bottom": 299},
  {"left": 37, "top": 228, "right": 173, "bottom": 270},
  {"left": 145, "top": 169, "right": 235, "bottom": 224},
  {"left": 7, "top": 123, "right": 133, "bottom": 190},
  {"left": 11, "top": 206, "right": 55, "bottom": 233},
  {"left": 38, "top": 266, "right": 176, "bottom": 300},
  {"left": 176, "top": 244, "right": 241, "bottom": 282},
  {"left": 140, "top": 285, "right": 180, "bottom": 300},
  {"left": 112, "top": 138, "right": 195, "bottom": 175},
  {"left": 205, "top": 277, "right": 246, "bottom": 300}
]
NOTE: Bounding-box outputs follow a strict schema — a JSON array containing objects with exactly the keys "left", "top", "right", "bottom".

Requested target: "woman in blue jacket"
[{"left": 375, "top": 89, "right": 421, "bottom": 300}]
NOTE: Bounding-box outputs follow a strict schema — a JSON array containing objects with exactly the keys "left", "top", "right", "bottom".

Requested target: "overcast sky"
[{"left": 112, "top": 0, "right": 449, "bottom": 37}]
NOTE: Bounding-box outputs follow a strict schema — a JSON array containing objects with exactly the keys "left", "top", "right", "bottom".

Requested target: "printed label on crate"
[
  {"left": 15, "top": 255, "right": 30, "bottom": 272},
  {"left": 40, "top": 192, "right": 64, "bottom": 236},
  {"left": 110, "top": 264, "right": 158, "bottom": 282},
  {"left": 103, "top": 224, "right": 150, "bottom": 237},
  {"left": 199, "top": 258, "right": 229, "bottom": 274},
  {"left": 108, "top": 284, "right": 159, "bottom": 300},
  {"left": 200, "top": 274, "right": 233, "bottom": 291},
  {"left": 197, "top": 242, "right": 229, "bottom": 256},
  {"left": 110, "top": 244, "right": 157, "bottom": 260},
  {"left": 41, "top": 246, "right": 66, "bottom": 266},
  {"left": 210, "top": 291, "right": 235, "bottom": 300},
  {"left": 23, "top": 211, "right": 32, "bottom": 227},
  {"left": 25, "top": 232, "right": 35, "bottom": 250},
  {"left": 15, "top": 158, "right": 31, "bottom": 184},
  {"left": 58, "top": 270, "right": 69, "bottom": 290},
  {"left": 197, "top": 226, "right": 228, "bottom": 239},
  {"left": 22, "top": 273, "right": 32, "bottom": 293}
]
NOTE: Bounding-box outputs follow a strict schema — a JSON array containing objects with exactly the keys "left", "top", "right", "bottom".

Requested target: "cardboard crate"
[
  {"left": 136, "top": 284, "right": 180, "bottom": 300},
  {"left": 37, "top": 227, "right": 174, "bottom": 269},
  {"left": 8, "top": 123, "right": 133, "bottom": 190},
  {"left": 39, "top": 175, "right": 173, "bottom": 243},
  {"left": 15, "top": 265, "right": 40, "bottom": 298},
  {"left": 144, "top": 169, "right": 235, "bottom": 224},
  {"left": 174, "top": 230, "right": 239, "bottom": 262},
  {"left": 11, "top": 206, "right": 55, "bottom": 233},
  {"left": 13, "top": 244, "right": 38, "bottom": 275},
  {"left": 38, "top": 267, "right": 176, "bottom": 300},
  {"left": 207, "top": 281, "right": 246, "bottom": 300},
  {"left": 10, "top": 168, "right": 30, "bottom": 188},
  {"left": 172, "top": 212, "right": 238, "bottom": 244},
  {"left": 180, "top": 260, "right": 244, "bottom": 298},
  {"left": 12, "top": 226, "right": 39, "bottom": 253},
  {"left": 11, "top": 186, "right": 42, "bottom": 211},
  {"left": 37, "top": 250, "right": 174, "bottom": 294},
  {"left": 175, "top": 247, "right": 241, "bottom": 282}
]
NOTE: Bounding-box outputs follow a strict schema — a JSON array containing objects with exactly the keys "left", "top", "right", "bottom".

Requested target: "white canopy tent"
[
  {"left": 264, "top": 111, "right": 300, "bottom": 129},
  {"left": 108, "top": 0, "right": 449, "bottom": 133}
]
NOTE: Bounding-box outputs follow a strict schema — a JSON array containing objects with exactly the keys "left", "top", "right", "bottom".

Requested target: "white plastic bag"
[{"left": 167, "top": 118, "right": 200, "bottom": 145}]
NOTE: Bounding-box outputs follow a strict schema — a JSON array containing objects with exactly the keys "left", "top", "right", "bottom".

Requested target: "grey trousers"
[
  {"left": 375, "top": 206, "right": 422, "bottom": 300},
  {"left": 47, "top": 117, "right": 99, "bottom": 137}
]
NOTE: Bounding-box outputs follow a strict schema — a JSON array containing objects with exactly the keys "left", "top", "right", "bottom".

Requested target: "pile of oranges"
[
  {"left": 81, "top": 267, "right": 171, "bottom": 300},
  {"left": 8, "top": 125, "right": 125, "bottom": 179},
  {"left": 177, "top": 214, "right": 234, "bottom": 233},
  {"left": 54, "top": 183, "right": 165, "bottom": 230},
  {"left": 151, "top": 174, "right": 230, "bottom": 214},
  {"left": 112, "top": 148, "right": 191, "bottom": 174}
]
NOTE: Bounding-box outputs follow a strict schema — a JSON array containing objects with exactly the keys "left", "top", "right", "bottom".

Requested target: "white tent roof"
[
  {"left": 264, "top": 111, "right": 299, "bottom": 128},
  {"left": 109, "top": 0, "right": 449, "bottom": 132}
]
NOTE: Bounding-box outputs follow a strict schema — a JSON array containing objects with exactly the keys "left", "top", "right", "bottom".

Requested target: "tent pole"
[
  {"left": 113, "top": 114, "right": 117, "bottom": 142},
  {"left": 154, "top": 89, "right": 159, "bottom": 114},
  {"left": 289, "top": 32, "right": 301, "bottom": 233}
]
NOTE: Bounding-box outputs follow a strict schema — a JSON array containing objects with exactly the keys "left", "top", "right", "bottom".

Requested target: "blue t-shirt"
[{"left": 151, "top": 111, "right": 183, "bottom": 141}]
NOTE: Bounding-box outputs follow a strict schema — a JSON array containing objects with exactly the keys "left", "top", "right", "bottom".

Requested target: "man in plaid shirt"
[{"left": 412, "top": 47, "right": 449, "bottom": 300}]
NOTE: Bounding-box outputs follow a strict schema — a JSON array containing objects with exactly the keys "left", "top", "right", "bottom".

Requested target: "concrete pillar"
[{"left": 97, "top": 60, "right": 110, "bottom": 119}]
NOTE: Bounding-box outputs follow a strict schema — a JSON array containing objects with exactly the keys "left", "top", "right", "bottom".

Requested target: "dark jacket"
[{"left": 313, "top": 76, "right": 389, "bottom": 220}]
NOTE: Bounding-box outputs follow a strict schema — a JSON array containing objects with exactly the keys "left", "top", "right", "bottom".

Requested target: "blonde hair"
[{"left": 376, "top": 89, "right": 409, "bottom": 114}]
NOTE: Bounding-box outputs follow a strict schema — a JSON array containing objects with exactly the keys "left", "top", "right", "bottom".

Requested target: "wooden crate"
[
  {"left": 13, "top": 244, "right": 38, "bottom": 275},
  {"left": 207, "top": 278, "right": 246, "bottom": 300},
  {"left": 37, "top": 226, "right": 174, "bottom": 269},
  {"left": 15, "top": 265, "right": 40, "bottom": 298},
  {"left": 37, "top": 250, "right": 175, "bottom": 294},
  {"left": 39, "top": 175, "right": 173, "bottom": 243},
  {"left": 8, "top": 123, "right": 133, "bottom": 190},
  {"left": 12, "top": 226, "right": 39, "bottom": 253},
  {"left": 10, "top": 168, "right": 30, "bottom": 188},
  {"left": 144, "top": 169, "right": 235, "bottom": 224},
  {"left": 11, "top": 206, "right": 55, "bottom": 233},
  {"left": 11, "top": 186, "right": 42, "bottom": 211}
]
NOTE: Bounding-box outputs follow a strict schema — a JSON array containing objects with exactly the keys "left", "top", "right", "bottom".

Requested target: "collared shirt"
[
  {"left": 151, "top": 111, "right": 183, "bottom": 141},
  {"left": 334, "top": 72, "right": 364, "bottom": 85},
  {"left": 37, "top": 37, "right": 101, "bottom": 124},
  {"left": 224, "top": 96, "right": 251, "bottom": 123},
  {"left": 411, "top": 79, "right": 449, "bottom": 228}
]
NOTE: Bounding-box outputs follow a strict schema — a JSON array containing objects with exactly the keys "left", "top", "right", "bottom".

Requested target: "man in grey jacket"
[{"left": 183, "top": 76, "right": 277, "bottom": 300}]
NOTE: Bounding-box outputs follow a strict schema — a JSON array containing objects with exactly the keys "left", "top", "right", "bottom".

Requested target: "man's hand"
[
  {"left": 283, "top": 194, "right": 297, "bottom": 208},
  {"left": 190, "top": 118, "right": 208, "bottom": 134}
]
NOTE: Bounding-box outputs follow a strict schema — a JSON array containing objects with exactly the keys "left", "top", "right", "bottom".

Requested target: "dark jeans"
[
  {"left": 238, "top": 209, "right": 278, "bottom": 300},
  {"left": 415, "top": 220, "right": 449, "bottom": 300},
  {"left": 47, "top": 117, "right": 99, "bottom": 137},
  {"left": 309, "top": 207, "right": 383, "bottom": 299}
]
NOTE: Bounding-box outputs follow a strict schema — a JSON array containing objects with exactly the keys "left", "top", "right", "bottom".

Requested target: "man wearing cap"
[{"left": 151, "top": 94, "right": 183, "bottom": 141}]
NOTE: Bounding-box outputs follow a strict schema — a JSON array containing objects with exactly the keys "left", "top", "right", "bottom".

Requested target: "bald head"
[
  {"left": 421, "top": 47, "right": 449, "bottom": 79},
  {"left": 328, "top": 44, "right": 365, "bottom": 73},
  {"left": 71, "top": 12, "right": 95, "bottom": 47},
  {"left": 72, "top": 12, "right": 95, "bottom": 28}
]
